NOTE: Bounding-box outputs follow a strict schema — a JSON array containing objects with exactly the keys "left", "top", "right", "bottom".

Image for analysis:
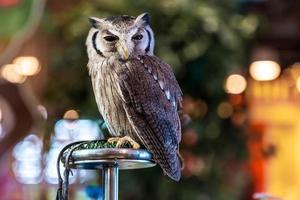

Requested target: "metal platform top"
[{"left": 63, "top": 148, "right": 156, "bottom": 170}]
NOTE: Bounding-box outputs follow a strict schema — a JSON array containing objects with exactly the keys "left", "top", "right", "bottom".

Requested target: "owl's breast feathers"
[{"left": 113, "top": 55, "right": 183, "bottom": 181}]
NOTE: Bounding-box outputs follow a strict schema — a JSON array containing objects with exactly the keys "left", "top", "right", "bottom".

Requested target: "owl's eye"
[
  {"left": 103, "top": 35, "right": 119, "bottom": 42},
  {"left": 132, "top": 34, "right": 143, "bottom": 40}
]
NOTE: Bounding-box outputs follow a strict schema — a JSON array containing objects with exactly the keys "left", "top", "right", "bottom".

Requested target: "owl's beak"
[{"left": 116, "top": 41, "right": 129, "bottom": 60}]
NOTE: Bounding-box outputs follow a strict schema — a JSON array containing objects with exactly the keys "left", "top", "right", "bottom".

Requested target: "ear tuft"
[
  {"left": 89, "top": 17, "right": 102, "bottom": 29},
  {"left": 135, "top": 13, "right": 150, "bottom": 25}
]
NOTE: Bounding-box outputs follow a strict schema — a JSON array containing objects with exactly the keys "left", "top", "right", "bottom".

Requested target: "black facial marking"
[
  {"left": 92, "top": 31, "right": 104, "bottom": 56},
  {"left": 145, "top": 29, "right": 151, "bottom": 53}
]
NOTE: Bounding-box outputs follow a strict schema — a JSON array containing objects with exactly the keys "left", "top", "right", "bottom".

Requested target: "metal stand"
[
  {"left": 103, "top": 165, "right": 118, "bottom": 200},
  {"left": 63, "top": 148, "right": 156, "bottom": 200}
]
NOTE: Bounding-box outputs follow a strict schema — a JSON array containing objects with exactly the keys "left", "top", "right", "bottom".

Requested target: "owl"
[{"left": 86, "top": 13, "right": 183, "bottom": 181}]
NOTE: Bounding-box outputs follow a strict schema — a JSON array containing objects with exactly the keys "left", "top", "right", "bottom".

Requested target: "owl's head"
[{"left": 86, "top": 13, "right": 154, "bottom": 61}]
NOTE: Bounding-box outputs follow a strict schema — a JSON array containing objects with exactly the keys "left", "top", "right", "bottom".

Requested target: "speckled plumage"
[{"left": 86, "top": 13, "right": 183, "bottom": 181}]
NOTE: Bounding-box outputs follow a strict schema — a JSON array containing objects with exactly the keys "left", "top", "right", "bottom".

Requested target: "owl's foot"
[{"left": 107, "top": 136, "right": 140, "bottom": 149}]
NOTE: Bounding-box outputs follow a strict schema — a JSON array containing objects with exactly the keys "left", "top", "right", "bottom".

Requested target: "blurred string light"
[
  {"left": 54, "top": 119, "right": 101, "bottom": 141},
  {"left": 11, "top": 113, "right": 103, "bottom": 185},
  {"left": 225, "top": 74, "right": 247, "bottom": 94},
  {"left": 13, "top": 56, "right": 41, "bottom": 76},
  {"left": 44, "top": 118, "right": 103, "bottom": 185},
  {"left": 1, "top": 56, "right": 40, "bottom": 84},
  {"left": 12, "top": 134, "right": 43, "bottom": 184},
  {"left": 1, "top": 64, "right": 26, "bottom": 84},
  {"left": 249, "top": 61, "right": 281, "bottom": 81}
]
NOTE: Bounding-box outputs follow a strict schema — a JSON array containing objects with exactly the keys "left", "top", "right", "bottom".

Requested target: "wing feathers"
[{"left": 117, "top": 56, "right": 182, "bottom": 181}]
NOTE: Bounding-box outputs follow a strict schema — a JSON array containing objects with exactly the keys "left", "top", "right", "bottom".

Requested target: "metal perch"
[{"left": 58, "top": 143, "right": 156, "bottom": 200}]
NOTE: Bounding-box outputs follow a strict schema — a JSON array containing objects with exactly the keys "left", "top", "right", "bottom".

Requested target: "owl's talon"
[
  {"left": 131, "top": 143, "right": 140, "bottom": 149},
  {"left": 116, "top": 136, "right": 141, "bottom": 149},
  {"left": 107, "top": 137, "right": 120, "bottom": 144},
  {"left": 108, "top": 136, "right": 140, "bottom": 149}
]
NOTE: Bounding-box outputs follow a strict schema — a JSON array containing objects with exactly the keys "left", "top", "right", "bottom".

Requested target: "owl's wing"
[{"left": 116, "top": 55, "right": 182, "bottom": 181}]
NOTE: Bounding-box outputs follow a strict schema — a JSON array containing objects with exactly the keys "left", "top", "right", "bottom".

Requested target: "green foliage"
[
  {"left": 0, "top": 0, "right": 33, "bottom": 38},
  {"left": 43, "top": 0, "right": 258, "bottom": 199},
  {"left": 69, "top": 140, "right": 134, "bottom": 150}
]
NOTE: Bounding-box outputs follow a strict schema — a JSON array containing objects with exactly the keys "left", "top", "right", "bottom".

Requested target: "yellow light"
[
  {"left": 249, "top": 60, "right": 281, "bottom": 81},
  {"left": 13, "top": 56, "right": 41, "bottom": 76},
  {"left": 1, "top": 64, "right": 26, "bottom": 84},
  {"left": 217, "top": 102, "right": 233, "bottom": 119},
  {"left": 225, "top": 74, "right": 247, "bottom": 94},
  {"left": 296, "top": 77, "right": 300, "bottom": 92},
  {"left": 288, "top": 63, "right": 300, "bottom": 81},
  {"left": 63, "top": 109, "right": 79, "bottom": 120}
]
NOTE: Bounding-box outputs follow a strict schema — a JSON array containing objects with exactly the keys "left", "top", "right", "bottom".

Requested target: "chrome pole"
[{"left": 103, "top": 164, "right": 119, "bottom": 200}]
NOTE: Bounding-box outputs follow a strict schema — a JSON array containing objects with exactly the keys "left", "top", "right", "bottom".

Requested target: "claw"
[
  {"left": 107, "top": 136, "right": 140, "bottom": 149},
  {"left": 107, "top": 137, "right": 120, "bottom": 144}
]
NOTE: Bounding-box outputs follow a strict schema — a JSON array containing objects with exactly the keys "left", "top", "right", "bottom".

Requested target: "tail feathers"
[{"left": 160, "top": 152, "right": 182, "bottom": 181}]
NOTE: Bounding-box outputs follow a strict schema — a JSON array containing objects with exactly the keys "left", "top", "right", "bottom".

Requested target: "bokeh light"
[
  {"left": 181, "top": 151, "right": 205, "bottom": 177},
  {"left": 63, "top": 109, "right": 79, "bottom": 120},
  {"left": 54, "top": 119, "right": 101, "bottom": 141},
  {"left": 13, "top": 56, "right": 41, "bottom": 76},
  {"left": 296, "top": 77, "right": 300, "bottom": 92},
  {"left": 182, "top": 96, "right": 208, "bottom": 118},
  {"left": 225, "top": 74, "right": 247, "bottom": 94},
  {"left": 43, "top": 145, "right": 78, "bottom": 185},
  {"left": 249, "top": 61, "right": 281, "bottom": 81},
  {"left": 12, "top": 134, "right": 43, "bottom": 184},
  {"left": 182, "top": 128, "right": 199, "bottom": 147},
  {"left": 1, "top": 64, "right": 27, "bottom": 84},
  {"left": 217, "top": 102, "right": 233, "bottom": 119},
  {"left": 44, "top": 119, "right": 102, "bottom": 184},
  {"left": 231, "top": 111, "right": 247, "bottom": 126}
]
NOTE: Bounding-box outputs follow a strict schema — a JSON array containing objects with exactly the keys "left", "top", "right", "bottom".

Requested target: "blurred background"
[{"left": 1, "top": 0, "right": 300, "bottom": 199}]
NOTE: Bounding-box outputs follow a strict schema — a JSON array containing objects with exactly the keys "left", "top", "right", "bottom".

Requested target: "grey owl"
[{"left": 86, "top": 13, "right": 183, "bottom": 181}]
